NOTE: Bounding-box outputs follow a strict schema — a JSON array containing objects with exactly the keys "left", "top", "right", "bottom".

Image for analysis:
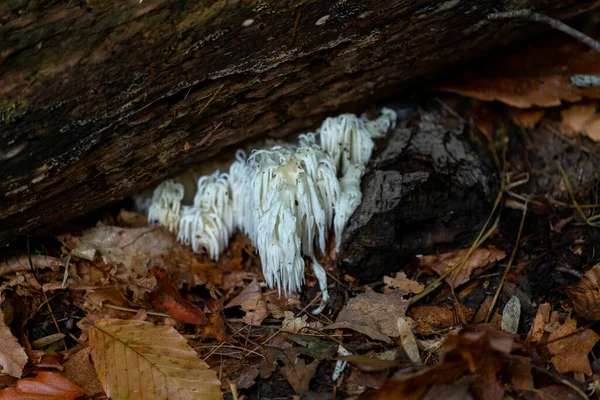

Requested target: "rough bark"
[
  {"left": 1, "top": 0, "right": 598, "bottom": 244},
  {"left": 338, "top": 105, "right": 499, "bottom": 281}
]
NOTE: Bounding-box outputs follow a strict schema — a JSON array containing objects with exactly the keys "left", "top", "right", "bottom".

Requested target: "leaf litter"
[{"left": 3, "top": 27, "right": 600, "bottom": 398}]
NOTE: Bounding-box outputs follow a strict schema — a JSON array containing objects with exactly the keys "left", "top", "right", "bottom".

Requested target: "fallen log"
[
  {"left": 338, "top": 105, "right": 500, "bottom": 281},
  {"left": 1, "top": 0, "right": 598, "bottom": 244}
]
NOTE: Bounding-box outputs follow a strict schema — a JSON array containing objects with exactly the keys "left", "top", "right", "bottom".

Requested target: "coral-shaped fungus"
[{"left": 145, "top": 108, "right": 397, "bottom": 312}]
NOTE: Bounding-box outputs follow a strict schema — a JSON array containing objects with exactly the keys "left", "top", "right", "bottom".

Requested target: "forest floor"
[{"left": 2, "top": 29, "right": 600, "bottom": 400}]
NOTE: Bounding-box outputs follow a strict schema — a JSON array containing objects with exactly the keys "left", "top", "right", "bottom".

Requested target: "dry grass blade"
[
  {"left": 89, "top": 319, "right": 222, "bottom": 400},
  {"left": 485, "top": 202, "right": 527, "bottom": 322},
  {"left": 557, "top": 162, "right": 599, "bottom": 227}
]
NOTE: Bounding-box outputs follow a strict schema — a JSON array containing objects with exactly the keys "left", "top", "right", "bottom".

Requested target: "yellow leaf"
[{"left": 89, "top": 319, "right": 222, "bottom": 400}]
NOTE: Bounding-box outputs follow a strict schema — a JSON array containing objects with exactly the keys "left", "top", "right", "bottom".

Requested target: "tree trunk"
[{"left": 1, "top": 0, "right": 597, "bottom": 244}]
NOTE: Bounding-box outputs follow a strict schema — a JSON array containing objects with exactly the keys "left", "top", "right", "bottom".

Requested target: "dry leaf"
[
  {"left": 225, "top": 279, "right": 268, "bottom": 326},
  {"left": 150, "top": 266, "right": 208, "bottom": 326},
  {"left": 0, "top": 255, "right": 61, "bottom": 277},
  {"left": 280, "top": 355, "right": 318, "bottom": 394},
  {"left": 62, "top": 348, "right": 104, "bottom": 397},
  {"left": 383, "top": 272, "right": 424, "bottom": 294},
  {"left": 323, "top": 290, "right": 409, "bottom": 343},
  {"left": 0, "top": 371, "right": 84, "bottom": 399},
  {"left": 420, "top": 247, "right": 506, "bottom": 288},
  {"left": 564, "top": 263, "right": 600, "bottom": 321},
  {"left": 500, "top": 296, "right": 521, "bottom": 334},
  {"left": 438, "top": 37, "right": 600, "bottom": 108},
  {"left": 88, "top": 319, "right": 222, "bottom": 399},
  {"left": 529, "top": 303, "right": 551, "bottom": 343},
  {"left": 584, "top": 117, "right": 600, "bottom": 141},
  {"left": 0, "top": 309, "right": 27, "bottom": 378},
  {"left": 547, "top": 319, "right": 599, "bottom": 375},
  {"left": 367, "top": 325, "right": 513, "bottom": 400},
  {"left": 409, "top": 305, "right": 474, "bottom": 335},
  {"left": 510, "top": 109, "right": 544, "bottom": 128},
  {"left": 560, "top": 104, "right": 597, "bottom": 134},
  {"left": 397, "top": 317, "right": 421, "bottom": 363},
  {"left": 71, "top": 224, "right": 175, "bottom": 281}
]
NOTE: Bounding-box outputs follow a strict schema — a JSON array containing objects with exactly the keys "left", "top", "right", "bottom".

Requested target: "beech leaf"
[
  {"left": 89, "top": 319, "right": 222, "bottom": 399},
  {"left": 0, "top": 371, "right": 84, "bottom": 399}
]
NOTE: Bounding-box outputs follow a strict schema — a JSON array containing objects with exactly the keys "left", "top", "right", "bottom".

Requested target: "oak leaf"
[
  {"left": 88, "top": 319, "right": 222, "bottom": 399},
  {"left": 547, "top": 319, "right": 599, "bottom": 375},
  {"left": 0, "top": 371, "right": 84, "bottom": 399}
]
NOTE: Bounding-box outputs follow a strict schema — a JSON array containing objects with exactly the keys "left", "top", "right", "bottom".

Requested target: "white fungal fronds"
[
  {"left": 147, "top": 180, "right": 184, "bottom": 233},
  {"left": 334, "top": 164, "right": 364, "bottom": 251},
  {"left": 319, "top": 107, "right": 397, "bottom": 175},
  {"left": 177, "top": 171, "right": 234, "bottom": 258},
  {"left": 143, "top": 108, "right": 397, "bottom": 310}
]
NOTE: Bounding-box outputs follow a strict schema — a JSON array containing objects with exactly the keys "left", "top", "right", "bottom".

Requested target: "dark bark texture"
[
  {"left": 1, "top": 0, "right": 598, "bottom": 244},
  {"left": 338, "top": 106, "right": 499, "bottom": 281}
]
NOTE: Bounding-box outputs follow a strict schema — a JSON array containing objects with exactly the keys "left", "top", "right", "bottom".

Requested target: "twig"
[
  {"left": 197, "top": 83, "right": 224, "bottom": 115},
  {"left": 488, "top": 10, "right": 600, "bottom": 54},
  {"left": 557, "top": 161, "right": 599, "bottom": 227},
  {"left": 102, "top": 303, "right": 170, "bottom": 317},
  {"left": 485, "top": 200, "right": 528, "bottom": 322}
]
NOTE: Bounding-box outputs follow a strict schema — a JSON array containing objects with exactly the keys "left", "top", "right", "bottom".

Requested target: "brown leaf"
[
  {"left": 409, "top": 305, "right": 474, "bottom": 335},
  {"left": 150, "top": 266, "right": 208, "bottom": 325},
  {"left": 419, "top": 247, "right": 506, "bottom": 288},
  {"left": 564, "top": 263, "right": 600, "bottom": 321},
  {"left": 508, "top": 355, "right": 534, "bottom": 391},
  {"left": 529, "top": 303, "right": 551, "bottom": 343},
  {"left": 62, "top": 348, "right": 104, "bottom": 397},
  {"left": 0, "top": 371, "right": 84, "bottom": 399},
  {"left": 383, "top": 272, "right": 424, "bottom": 294},
  {"left": 0, "top": 308, "right": 27, "bottom": 378},
  {"left": 88, "top": 319, "right": 222, "bottom": 399},
  {"left": 560, "top": 103, "right": 597, "bottom": 134},
  {"left": 438, "top": 37, "right": 600, "bottom": 108},
  {"left": 197, "top": 299, "right": 234, "bottom": 343},
  {"left": 323, "top": 290, "right": 409, "bottom": 343},
  {"left": 547, "top": 319, "right": 599, "bottom": 375},
  {"left": 510, "top": 108, "right": 545, "bottom": 129},
  {"left": 280, "top": 355, "right": 318, "bottom": 394},
  {"left": 0, "top": 255, "right": 61, "bottom": 277},
  {"left": 225, "top": 279, "right": 268, "bottom": 326},
  {"left": 341, "top": 355, "right": 408, "bottom": 372},
  {"left": 366, "top": 325, "right": 512, "bottom": 400}
]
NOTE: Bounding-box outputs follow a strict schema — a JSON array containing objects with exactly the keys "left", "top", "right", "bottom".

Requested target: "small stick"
[
  {"left": 488, "top": 10, "right": 600, "bottom": 54},
  {"left": 485, "top": 200, "right": 527, "bottom": 322}
]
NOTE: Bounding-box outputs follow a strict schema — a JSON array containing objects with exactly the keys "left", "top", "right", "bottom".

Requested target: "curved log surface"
[{"left": 1, "top": 0, "right": 597, "bottom": 244}]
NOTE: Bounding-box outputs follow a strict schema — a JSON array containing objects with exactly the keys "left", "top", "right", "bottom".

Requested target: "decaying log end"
[{"left": 339, "top": 107, "right": 500, "bottom": 281}]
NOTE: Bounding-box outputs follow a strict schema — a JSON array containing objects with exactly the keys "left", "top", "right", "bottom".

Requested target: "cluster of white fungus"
[{"left": 144, "top": 108, "right": 397, "bottom": 312}]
